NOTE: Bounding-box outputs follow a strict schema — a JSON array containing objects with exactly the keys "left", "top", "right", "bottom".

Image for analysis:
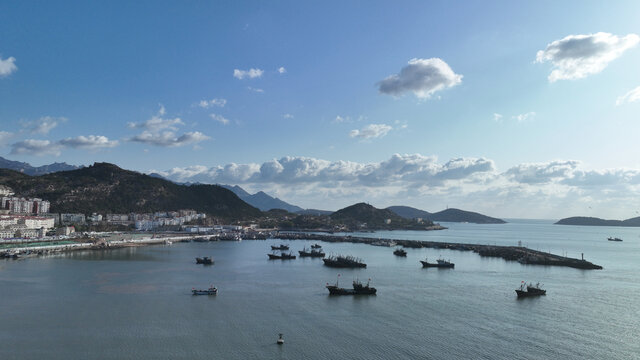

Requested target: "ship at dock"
[
  {"left": 326, "top": 277, "right": 376, "bottom": 295},
  {"left": 515, "top": 282, "right": 546, "bottom": 298},
  {"left": 323, "top": 255, "right": 366, "bottom": 268},
  {"left": 420, "top": 257, "right": 454, "bottom": 268}
]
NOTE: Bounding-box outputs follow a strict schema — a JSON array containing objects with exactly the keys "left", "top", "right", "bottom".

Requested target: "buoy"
[{"left": 277, "top": 333, "right": 284, "bottom": 345}]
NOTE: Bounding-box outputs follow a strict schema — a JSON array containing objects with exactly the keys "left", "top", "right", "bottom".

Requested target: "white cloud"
[
  {"left": 59, "top": 135, "right": 119, "bottom": 150},
  {"left": 616, "top": 86, "right": 640, "bottom": 106},
  {"left": 0, "top": 56, "right": 17, "bottom": 77},
  {"left": 0, "top": 131, "right": 13, "bottom": 146},
  {"left": 198, "top": 98, "right": 227, "bottom": 108},
  {"left": 233, "top": 68, "right": 264, "bottom": 79},
  {"left": 283, "top": 114, "right": 294, "bottom": 119},
  {"left": 152, "top": 154, "right": 640, "bottom": 219},
  {"left": 210, "top": 113, "right": 230, "bottom": 125},
  {"left": 21, "top": 116, "right": 66, "bottom": 135},
  {"left": 130, "top": 131, "right": 210, "bottom": 147},
  {"left": 493, "top": 113, "right": 503, "bottom": 122},
  {"left": 378, "top": 58, "right": 462, "bottom": 99},
  {"left": 10, "top": 139, "right": 62, "bottom": 156},
  {"left": 127, "top": 106, "right": 184, "bottom": 132},
  {"left": 536, "top": 32, "right": 639, "bottom": 82},
  {"left": 349, "top": 124, "right": 392, "bottom": 139},
  {"left": 247, "top": 86, "right": 264, "bottom": 93},
  {"left": 512, "top": 112, "right": 536, "bottom": 122},
  {"left": 278, "top": 67, "right": 286, "bottom": 74},
  {"left": 334, "top": 115, "right": 349, "bottom": 123}
]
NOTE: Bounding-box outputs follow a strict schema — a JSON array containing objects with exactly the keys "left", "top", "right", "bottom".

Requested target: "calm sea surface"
[{"left": 1, "top": 220, "right": 639, "bottom": 359}]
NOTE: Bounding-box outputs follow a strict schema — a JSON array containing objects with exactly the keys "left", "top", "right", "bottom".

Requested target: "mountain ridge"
[{"left": 387, "top": 205, "right": 506, "bottom": 224}]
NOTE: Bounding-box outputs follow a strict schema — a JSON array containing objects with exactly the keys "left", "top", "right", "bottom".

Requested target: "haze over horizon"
[{"left": 2, "top": 1, "right": 640, "bottom": 219}]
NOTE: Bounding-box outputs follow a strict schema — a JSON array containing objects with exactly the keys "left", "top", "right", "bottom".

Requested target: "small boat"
[
  {"left": 277, "top": 333, "right": 284, "bottom": 345},
  {"left": 393, "top": 248, "right": 407, "bottom": 257},
  {"left": 326, "top": 276, "right": 376, "bottom": 295},
  {"left": 515, "top": 282, "right": 546, "bottom": 298},
  {"left": 323, "top": 255, "right": 366, "bottom": 268},
  {"left": 298, "top": 247, "right": 326, "bottom": 258},
  {"left": 280, "top": 252, "right": 296, "bottom": 260},
  {"left": 271, "top": 244, "right": 289, "bottom": 250},
  {"left": 607, "top": 237, "right": 623, "bottom": 242},
  {"left": 268, "top": 252, "right": 282, "bottom": 260},
  {"left": 192, "top": 285, "right": 218, "bottom": 295},
  {"left": 310, "top": 244, "right": 322, "bottom": 249},
  {"left": 420, "top": 257, "right": 454, "bottom": 268},
  {"left": 196, "top": 256, "right": 214, "bottom": 264}
]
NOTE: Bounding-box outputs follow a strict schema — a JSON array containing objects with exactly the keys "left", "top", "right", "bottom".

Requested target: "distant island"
[
  {"left": 555, "top": 216, "right": 640, "bottom": 227},
  {"left": 387, "top": 205, "right": 506, "bottom": 224}
]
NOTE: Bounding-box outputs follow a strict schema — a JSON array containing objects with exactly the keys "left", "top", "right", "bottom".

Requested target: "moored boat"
[
  {"left": 267, "top": 252, "right": 282, "bottom": 260},
  {"left": 323, "top": 255, "right": 366, "bottom": 268},
  {"left": 607, "top": 237, "right": 623, "bottom": 242},
  {"left": 393, "top": 248, "right": 407, "bottom": 257},
  {"left": 420, "top": 257, "right": 454, "bottom": 268},
  {"left": 310, "top": 244, "right": 322, "bottom": 249},
  {"left": 195, "top": 256, "right": 214, "bottom": 264},
  {"left": 298, "top": 247, "right": 326, "bottom": 258},
  {"left": 271, "top": 244, "right": 289, "bottom": 250},
  {"left": 192, "top": 286, "right": 218, "bottom": 295},
  {"left": 515, "top": 281, "right": 546, "bottom": 298}
]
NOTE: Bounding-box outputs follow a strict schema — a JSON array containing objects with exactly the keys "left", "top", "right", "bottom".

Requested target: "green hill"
[
  {"left": 0, "top": 162, "right": 261, "bottom": 219},
  {"left": 330, "top": 203, "right": 433, "bottom": 230},
  {"left": 555, "top": 216, "right": 640, "bottom": 227}
]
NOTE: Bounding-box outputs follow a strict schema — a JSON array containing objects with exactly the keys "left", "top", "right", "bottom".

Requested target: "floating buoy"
[{"left": 277, "top": 333, "right": 284, "bottom": 345}]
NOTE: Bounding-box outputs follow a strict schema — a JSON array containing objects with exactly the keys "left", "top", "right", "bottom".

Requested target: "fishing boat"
[
  {"left": 323, "top": 255, "right": 366, "bottom": 268},
  {"left": 192, "top": 285, "right": 218, "bottom": 295},
  {"left": 515, "top": 281, "right": 546, "bottom": 298},
  {"left": 310, "top": 244, "right": 322, "bottom": 249},
  {"left": 420, "top": 257, "right": 454, "bottom": 268},
  {"left": 607, "top": 237, "right": 623, "bottom": 242},
  {"left": 298, "top": 247, "right": 326, "bottom": 258},
  {"left": 195, "top": 256, "right": 213, "bottom": 264},
  {"left": 326, "top": 275, "right": 376, "bottom": 295},
  {"left": 271, "top": 244, "right": 289, "bottom": 250},
  {"left": 393, "top": 248, "right": 407, "bottom": 257}
]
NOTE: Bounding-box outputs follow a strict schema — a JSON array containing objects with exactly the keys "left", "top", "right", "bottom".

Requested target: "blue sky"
[{"left": 1, "top": 1, "right": 640, "bottom": 218}]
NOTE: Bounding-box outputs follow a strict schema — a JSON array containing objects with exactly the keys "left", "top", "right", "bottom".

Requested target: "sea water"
[{"left": 1, "top": 220, "right": 638, "bottom": 359}]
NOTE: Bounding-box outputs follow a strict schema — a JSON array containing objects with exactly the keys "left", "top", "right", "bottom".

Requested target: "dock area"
[{"left": 274, "top": 232, "right": 603, "bottom": 270}]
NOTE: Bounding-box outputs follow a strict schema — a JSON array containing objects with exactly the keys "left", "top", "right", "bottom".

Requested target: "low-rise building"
[
  {"left": 56, "top": 226, "right": 76, "bottom": 236},
  {"left": 61, "top": 213, "right": 86, "bottom": 225}
]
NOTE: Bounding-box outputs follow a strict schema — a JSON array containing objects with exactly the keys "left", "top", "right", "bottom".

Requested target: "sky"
[{"left": 1, "top": 1, "right": 640, "bottom": 219}]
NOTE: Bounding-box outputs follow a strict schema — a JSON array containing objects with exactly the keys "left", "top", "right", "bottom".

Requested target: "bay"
[{"left": 1, "top": 220, "right": 638, "bottom": 359}]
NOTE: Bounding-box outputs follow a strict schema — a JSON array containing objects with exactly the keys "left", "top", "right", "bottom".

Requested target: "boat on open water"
[
  {"left": 420, "top": 257, "right": 454, "bottom": 268},
  {"left": 515, "top": 282, "right": 546, "bottom": 298},
  {"left": 323, "top": 255, "right": 366, "bottom": 268},
  {"left": 298, "top": 247, "right": 325, "bottom": 258},
  {"left": 607, "top": 237, "right": 623, "bottom": 242},
  {"left": 326, "top": 276, "right": 376, "bottom": 295},
  {"left": 271, "top": 244, "right": 289, "bottom": 250},
  {"left": 195, "top": 256, "right": 213, "bottom": 265},
  {"left": 192, "top": 285, "right": 218, "bottom": 295},
  {"left": 393, "top": 248, "right": 407, "bottom": 257}
]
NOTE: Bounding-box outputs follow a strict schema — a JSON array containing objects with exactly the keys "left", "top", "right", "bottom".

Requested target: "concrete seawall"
[{"left": 274, "top": 232, "right": 603, "bottom": 270}]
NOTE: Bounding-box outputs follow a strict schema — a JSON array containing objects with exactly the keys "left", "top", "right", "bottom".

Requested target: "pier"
[{"left": 273, "top": 232, "right": 603, "bottom": 270}]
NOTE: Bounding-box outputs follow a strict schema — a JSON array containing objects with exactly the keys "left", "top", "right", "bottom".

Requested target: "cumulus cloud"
[
  {"left": 0, "top": 55, "right": 17, "bottom": 77},
  {"left": 153, "top": 154, "right": 640, "bottom": 219},
  {"left": 130, "top": 131, "right": 210, "bottom": 147},
  {"left": 127, "top": 106, "right": 184, "bottom": 131},
  {"left": 536, "top": 32, "right": 639, "bottom": 82},
  {"left": 20, "top": 116, "right": 66, "bottom": 135},
  {"left": 59, "top": 135, "right": 119, "bottom": 150},
  {"left": 198, "top": 98, "right": 227, "bottom": 108},
  {"left": 493, "top": 113, "right": 503, "bottom": 122},
  {"left": 283, "top": 114, "right": 294, "bottom": 119},
  {"left": 128, "top": 106, "right": 210, "bottom": 147},
  {"left": 10, "top": 139, "right": 62, "bottom": 156},
  {"left": 233, "top": 68, "right": 264, "bottom": 79},
  {"left": 616, "top": 86, "right": 640, "bottom": 106},
  {"left": 210, "top": 113, "right": 230, "bottom": 125},
  {"left": 378, "top": 58, "right": 462, "bottom": 99},
  {"left": 278, "top": 67, "right": 286, "bottom": 74},
  {"left": 349, "top": 124, "right": 392, "bottom": 139}
]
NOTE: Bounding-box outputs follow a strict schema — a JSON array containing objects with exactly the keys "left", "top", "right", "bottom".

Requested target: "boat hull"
[
  {"left": 515, "top": 289, "right": 545, "bottom": 298},
  {"left": 195, "top": 257, "right": 214, "bottom": 264},
  {"left": 323, "top": 259, "right": 366, "bottom": 268},
  {"left": 326, "top": 285, "right": 376, "bottom": 295},
  {"left": 420, "top": 261, "right": 454, "bottom": 268},
  {"left": 192, "top": 288, "right": 217, "bottom": 295}
]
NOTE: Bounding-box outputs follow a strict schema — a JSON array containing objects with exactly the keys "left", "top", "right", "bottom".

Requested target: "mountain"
[
  {"left": 556, "top": 216, "right": 640, "bottom": 227},
  {"left": 386, "top": 206, "right": 431, "bottom": 219},
  {"left": 0, "top": 162, "right": 261, "bottom": 219},
  {"left": 221, "top": 185, "right": 303, "bottom": 212},
  {"left": 330, "top": 202, "right": 433, "bottom": 230},
  {"left": 387, "top": 206, "right": 506, "bottom": 224},
  {"left": 429, "top": 208, "right": 506, "bottom": 224},
  {"left": 0, "top": 156, "right": 80, "bottom": 175},
  {"left": 296, "top": 209, "right": 333, "bottom": 216}
]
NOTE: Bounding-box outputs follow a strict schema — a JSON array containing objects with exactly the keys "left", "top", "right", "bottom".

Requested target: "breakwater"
[{"left": 274, "top": 232, "right": 603, "bottom": 270}]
